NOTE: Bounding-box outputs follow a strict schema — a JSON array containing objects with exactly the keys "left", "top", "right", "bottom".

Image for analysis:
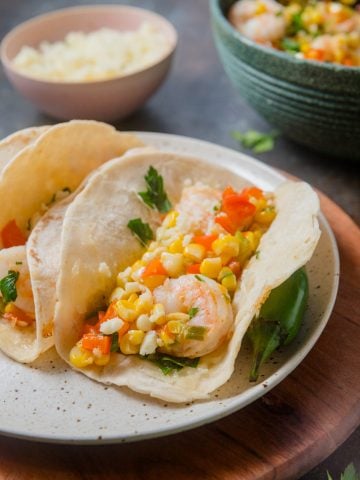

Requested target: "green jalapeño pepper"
[{"left": 247, "top": 268, "right": 309, "bottom": 382}]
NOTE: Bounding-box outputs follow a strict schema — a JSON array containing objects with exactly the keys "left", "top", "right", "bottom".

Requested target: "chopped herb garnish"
[
  {"left": 255, "top": 250, "right": 260, "bottom": 259},
  {"left": 288, "top": 11, "right": 304, "bottom": 35},
  {"left": 145, "top": 353, "right": 199, "bottom": 375},
  {"left": 194, "top": 274, "right": 204, "bottom": 282},
  {"left": 15, "top": 261, "right": 23, "bottom": 265},
  {"left": 231, "top": 130, "right": 278, "bottom": 154},
  {"left": 188, "top": 307, "right": 199, "bottom": 319},
  {"left": 185, "top": 326, "right": 207, "bottom": 341},
  {"left": 62, "top": 187, "right": 71, "bottom": 194},
  {"left": 127, "top": 218, "right": 154, "bottom": 247},
  {"left": 0, "top": 297, "right": 5, "bottom": 314},
  {"left": 0, "top": 270, "right": 19, "bottom": 304},
  {"left": 327, "top": 462, "right": 359, "bottom": 480},
  {"left": 281, "top": 37, "right": 300, "bottom": 53},
  {"left": 138, "top": 166, "right": 172, "bottom": 213},
  {"left": 110, "top": 332, "right": 120, "bottom": 352}
]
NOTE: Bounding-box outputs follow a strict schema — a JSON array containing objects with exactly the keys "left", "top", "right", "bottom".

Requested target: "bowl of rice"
[
  {"left": 210, "top": 0, "right": 360, "bottom": 160},
  {"left": 0, "top": 5, "right": 177, "bottom": 121}
]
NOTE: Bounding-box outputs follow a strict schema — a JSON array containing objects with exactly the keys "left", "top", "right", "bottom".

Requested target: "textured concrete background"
[{"left": 0, "top": 0, "right": 359, "bottom": 478}]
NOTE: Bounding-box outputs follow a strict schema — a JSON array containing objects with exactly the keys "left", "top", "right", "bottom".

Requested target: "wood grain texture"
[{"left": 0, "top": 191, "right": 359, "bottom": 480}]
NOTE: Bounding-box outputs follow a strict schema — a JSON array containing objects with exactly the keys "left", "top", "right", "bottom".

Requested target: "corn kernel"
[
  {"left": 136, "top": 314, "right": 153, "bottom": 332},
  {"left": 163, "top": 210, "right": 179, "bottom": 228},
  {"left": 93, "top": 353, "right": 111, "bottom": 366},
  {"left": 218, "top": 267, "right": 233, "bottom": 282},
  {"left": 127, "top": 293, "right": 138, "bottom": 304},
  {"left": 109, "top": 287, "right": 125, "bottom": 302},
  {"left": 148, "top": 241, "right": 159, "bottom": 252},
  {"left": 168, "top": 237, "right": 184, "bottom": 254},
  {"left": 255, "top": 1, "right": 267, "bottom": 14},
  {"left": 116, "top": 267, "right": 131, "bottom": 287},
  {"left": 159, "top": 329, "right": 175, "bottom": 346},
  {"left": 139, "top": 331, "right": 158, "bottom": 356},
  {"left": 120, "top": 333, "right": 140, "bottom": 354},
  {"left": 69, "top": 345, "right": 94, "bottom": 368},
  {"left": 167, "top": 320, "right": 184, "bottom": 335},
  {"left": 125, "top": 282, "right": 142, "bottom": 294},
  {"left": 242, "top": 232, "right": 258, "bottom": 252},
  {"left": 150, "top": 303, "right": 166, "bottom": 325},
  {"left": 254, "top": 207, "right": 276, "bottom": 225},
  {"left": 184, "top": 243, "right": 206, "bottom": 262},
  {"left": 166, "top": 312, "right": 190, "bottom": 322},
  {"left": 135, "top": 289, "right": 153, "bottom": 314},
  {"left": 212, "top": 235, "right": 239, "bottom": 258},
  {"left": 128, "top": 329, "right": 145, "bottom": 345},
  {"left": 161, "top": 252, "right": 184, "bottom": 277},
  {"left": 115, "top": 299, "right": 138, "bottom": 322},
  {"left": 200, "top": 257, "right": 222, "bottom": 278},
  {"left": 221, "top": 273, "right": 237, "bottom": 292}
]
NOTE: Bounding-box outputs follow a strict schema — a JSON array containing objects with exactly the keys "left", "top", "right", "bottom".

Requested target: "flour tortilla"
[
  {"left": 54, "top": 150, "right": 321, "bottom": 402},
  {"left": 0, "top": 120, "right": 144, "bottom": 246},
  {"left": 0, "top": 121, "right": 143, "bottom": 362}
]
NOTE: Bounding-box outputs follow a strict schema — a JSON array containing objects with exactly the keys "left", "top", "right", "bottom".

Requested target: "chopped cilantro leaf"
[
  {"left": 231, "top": 130, "right": 278, "bottom": 154},
  {"left": 138, "top": 166, "right": 172, "bottom": 213},
  {"left": 281, "top": 37, "right": 300, "bottom": 53},
  {"left": 144, "top": 353, "right": 200, "bottom": 375},
  {"left": 0, "top": 270, "right": 19, "bottom": 304},
  {"left": 188, "top": 307, "right": 199, "bottom": 319},
  {"left": 127, "top": 218, "right": 154, "bottom": 247},
  {"left": 194, "top": 275, "right": 204, "bottom": 282},
  {"left": 110, "top": 332, "right": 120, "bottom": 352}
]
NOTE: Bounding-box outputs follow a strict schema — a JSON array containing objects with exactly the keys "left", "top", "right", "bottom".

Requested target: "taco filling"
[
  {"left": 0, "top": 187, "right": 71, "bottom": 331},
  {"left": 70, "top": 176, "right": 276, "bottom": 372}
]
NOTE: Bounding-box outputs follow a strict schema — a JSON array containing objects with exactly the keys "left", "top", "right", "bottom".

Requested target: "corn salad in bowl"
[
  {"left": 229, "top": 0, "right": 360, "bottom": 66},
  {"left": 211, "top": 0, "right": 360, "bottom": 159}
]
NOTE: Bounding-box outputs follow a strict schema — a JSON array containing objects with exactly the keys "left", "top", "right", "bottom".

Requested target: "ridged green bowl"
[{"left": 210, "top": 0, "right": 360, "bottom": 160}]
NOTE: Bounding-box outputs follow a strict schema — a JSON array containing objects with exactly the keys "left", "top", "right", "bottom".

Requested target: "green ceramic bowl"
[{"left": 210, "top": 0, "right": 360, "bottom": 160}]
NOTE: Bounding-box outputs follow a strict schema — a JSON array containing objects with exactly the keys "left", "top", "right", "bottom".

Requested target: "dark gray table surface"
[{"left": 0, "top": 0, "right": 359, "bottom": 478}]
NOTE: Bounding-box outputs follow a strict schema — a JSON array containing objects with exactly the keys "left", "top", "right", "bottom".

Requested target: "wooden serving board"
[{"left": 0, "top": 191, "right": 359, "bottom": 480}]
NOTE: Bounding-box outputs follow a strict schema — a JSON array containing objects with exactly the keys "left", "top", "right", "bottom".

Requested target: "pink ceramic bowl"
[{"left": 0, "top": 5, "right": 177, "bottom": 121}]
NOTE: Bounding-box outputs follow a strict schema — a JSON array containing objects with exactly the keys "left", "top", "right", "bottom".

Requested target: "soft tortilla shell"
[
  {"left": 0, "top": 120, "right": 143, "bottom": 247},
  {"left": 54, "top": 150, "right": 320, "bottom": 402}
]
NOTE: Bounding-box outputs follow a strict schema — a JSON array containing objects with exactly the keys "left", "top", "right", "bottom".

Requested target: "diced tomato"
[
  {"left": 118, "top": 321, "right": 130, "bottom": 338},
  {"left": 100, "top": 302, "right": 118, "bottom": 323},
  {"left": 187, "top": 263, "right": 201, "bottom": 274},
  {"left": 241, "top": 187, "right": 264, "bottom": 200},
  {"left": 3, "top": 304, "right": 34, "bottom": 325},
  {"left": 82, "top": 334, "right": 111, "bottom": 354},
  {"left": 1, "top": 220, "right": 27, "bottom": 248},
  {"left": 142, "top": 258, "right": 167, "bottom": 278},
  {"left": 192, "top": 234, "right": 218, "bottom": 251},
  {"left": 215, "top": 213, "right": 237, "bottom": 234},
  {"left": 305, "top": 49, "right": 325, "bottom": 61}
]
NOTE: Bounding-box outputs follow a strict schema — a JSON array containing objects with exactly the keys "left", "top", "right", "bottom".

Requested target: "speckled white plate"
[{"left": 0, "top": 133, "right": 339, "bottom": 444}]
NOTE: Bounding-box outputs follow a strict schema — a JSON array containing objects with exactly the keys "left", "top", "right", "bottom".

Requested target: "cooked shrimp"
[
  {"left": 0, "top": 246, "right": 35, "bottom": 315},
  {"left": 229, "top": 0, "right": 286, "bottom": 45},
  {"left": 175, "top": 183, "right": 222, "bottom": 236},
  {"left": 153, "top": 274, "right": 233, "bottom": 358}
]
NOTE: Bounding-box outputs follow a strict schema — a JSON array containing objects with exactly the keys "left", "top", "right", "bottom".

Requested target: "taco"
[
  {"left": 54, "top": 149, "right": 321, "bottom": 402},
  {"left": 0, "top": 121, "right": 143, "bottom": 362}
]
